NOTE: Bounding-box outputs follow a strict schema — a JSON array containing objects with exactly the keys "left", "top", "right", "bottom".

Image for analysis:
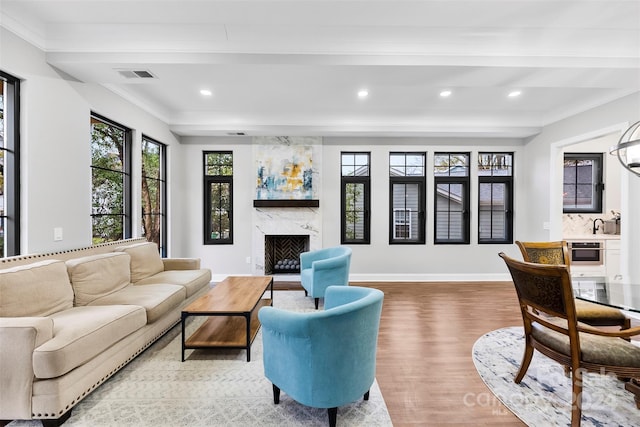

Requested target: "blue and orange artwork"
[{"left": 256, "top": 145, "right": 313, "bottom": 200}]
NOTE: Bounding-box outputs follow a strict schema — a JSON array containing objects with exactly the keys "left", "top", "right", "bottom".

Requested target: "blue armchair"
[
  {"left": 258, "top": 286, "right": 384, "bottom": 427},
  {"left": 300, "top": 245, "right": 352, "bottom": 309}
]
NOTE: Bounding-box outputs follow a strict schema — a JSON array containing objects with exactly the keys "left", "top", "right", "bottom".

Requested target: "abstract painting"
[{"left": 256, "top": 143, "right": 313, "bottom": 200}]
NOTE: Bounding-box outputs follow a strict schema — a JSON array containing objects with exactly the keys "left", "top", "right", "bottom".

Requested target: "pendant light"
[{"left": 610, "top": 121, "right": 640, "bottom": 177}]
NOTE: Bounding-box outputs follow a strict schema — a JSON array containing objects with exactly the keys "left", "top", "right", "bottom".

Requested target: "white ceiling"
[{"left": 2, "top": 0, "right": 639, "bottom": 138}]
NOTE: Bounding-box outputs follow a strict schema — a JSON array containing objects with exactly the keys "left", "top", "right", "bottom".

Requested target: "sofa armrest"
[
  {"left": 0, "top": 317, "right": 54, "bottom": 419},
  {"left": 162, "top": 258, "right": 201, "bottom": 271}
]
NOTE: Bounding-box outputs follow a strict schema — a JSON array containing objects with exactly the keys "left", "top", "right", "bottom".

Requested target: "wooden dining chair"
[
  {"left": 499, "top": 252, "right": 640, "bottom": 427},
  {"left": 515, "top": 240, "right": 630, "bottom": 329}
]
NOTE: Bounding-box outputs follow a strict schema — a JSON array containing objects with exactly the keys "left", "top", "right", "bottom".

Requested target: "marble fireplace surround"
[
  {"left": 251, "top": 136, "right": 322, "bottom": 278},
  {"left": 252, "top": 207, "right": 320, "bottom": 277}
]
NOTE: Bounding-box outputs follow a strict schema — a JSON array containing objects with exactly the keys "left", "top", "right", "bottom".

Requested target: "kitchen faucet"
[{"left": 592, "top": 218, "right": 604, "bottom": 234}]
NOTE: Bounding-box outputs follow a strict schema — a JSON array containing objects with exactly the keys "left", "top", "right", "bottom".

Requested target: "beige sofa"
[{"left": 0, "top": 238, "right": 212, "bottom": 425}]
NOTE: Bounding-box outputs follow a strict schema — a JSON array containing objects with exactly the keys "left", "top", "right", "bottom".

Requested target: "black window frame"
[
  {"left": 0, "top": 70, "right": 20, "bottom": 256},
  {"left": 389, "top": 152, "right": 426, "bottom": 245},
  {"left": 433, "top": 152, "right": 470, "bottom": 244},
  {"left": 341, "top": 152, "right": 371, "bottom": 244},
  {"left": 203, "top": 151, "right": 234, "bottom": 245},
  {"left": 141, "top": 135, "right": 167, "bottom": 256},
  {"left": 563, "top": 153, "right": 604, "bottom": 214},
  {"left": 90, "top": 112, "right": 132, "bottom": 243},
  {"left": 478, "top": 152, "right": 514, "bottom": 244}
]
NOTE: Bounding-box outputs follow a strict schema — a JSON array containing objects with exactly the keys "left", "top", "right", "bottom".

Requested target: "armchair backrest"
[
  {"left": 516, "top": 240, "right": 571, "bottom": 271},
  {"left": 300, "top": 246, "right": 352, "bottom": 271},
  {"left": 259, "top": 285, "right": 383, "bottom": 409},
  {"left": 299, "top": 246, "right": 352, "bottom": 299},
  {"left": 499, "top": 252, "right": 580, "bottom": 348},
  {"left": 500, "top": 251, "right": 640, "bottom": 427}
]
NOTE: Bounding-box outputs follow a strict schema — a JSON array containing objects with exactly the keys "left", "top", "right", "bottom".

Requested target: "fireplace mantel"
[{"left": 253, "top": 199, "right": 319, "bottom": 208}]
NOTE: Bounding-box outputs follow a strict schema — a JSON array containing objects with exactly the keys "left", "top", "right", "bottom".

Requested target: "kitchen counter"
[{"left": 563, "top": 234, "right": 620, "bottom": 240}]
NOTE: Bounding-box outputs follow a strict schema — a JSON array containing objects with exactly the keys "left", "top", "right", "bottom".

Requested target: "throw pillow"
[
  {"left": 115, "top": 242, "right": 164, "bottom": 283},
  {"left": 66, "top": 252, "right": 131, "bottom": 306},
  {"left": 0, "top": 260, "right": 74, "bottom": 316}
]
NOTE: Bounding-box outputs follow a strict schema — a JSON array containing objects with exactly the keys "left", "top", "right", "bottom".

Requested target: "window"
[
  {"left": 204, "top": 151, "right": 233, "bottom": 244},
  {"left": 563, "top": 153, "right": 603, "bottom": 213},
  {"left": 393, "top": 208, "right": 412, "bottom": 239},
  {"left": 478, "top": 152, "right": 513, "bottom": 244},
  {"left": 341, "top": 152, "right": 370, "bottom": 244},
  {"left": 141, "top": 136, "right": 167, "bottom": 256},
  {"left": 434, "top": 153, "right": 470, "bottom": 244},
  {"left": 90, "top": 114, "right": 132, "bottom": 244},
  {"left": 389, "top": 152, "right": 426, "bottom": 244},
  {"left": 0, "top": 71, "right": 20, "bottom": 256}
]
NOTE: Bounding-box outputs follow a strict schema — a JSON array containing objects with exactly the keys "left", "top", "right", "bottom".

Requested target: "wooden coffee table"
[{"left": 180, "top": 275, "right": 273, "bottom": 362}]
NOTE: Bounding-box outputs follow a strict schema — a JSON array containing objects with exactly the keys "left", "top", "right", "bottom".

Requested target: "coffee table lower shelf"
[{"left": 181, "top": 298, "right": 271, "bottom": 362}]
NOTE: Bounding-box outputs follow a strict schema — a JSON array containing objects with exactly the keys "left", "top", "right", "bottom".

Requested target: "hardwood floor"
[
  {"left": 278, "top": 280, "right": 526, "bottom": 425},
  {"left": 363, "top": 281, "right": 526, "bottom": 426}
]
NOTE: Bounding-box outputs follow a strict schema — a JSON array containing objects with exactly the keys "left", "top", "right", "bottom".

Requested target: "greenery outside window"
[
  {"left": 563, "top": 153, "right": 603, "bottom": 213},
  {"left": 478, "top": 152, "right": 513, "bottom": 244},
  {"left": 0, "top": 71, "right": 20, "bottom": 256},
  {"left": 341, "top": 152, "right": 370, "bottom": 244},
  {"left": 204, "top": 151, "right": 233, "bottom": 244},
  {"left": 434, "top": 152, "right": 470, "bottom": 244},
  {"left": 90, "top": 113, "right": 132, "bottom": 244},
  {"left": 389, "top": 152, "right": 426, "bottom": 244},
  {"left": 141, "top": 136, "right": 167, "bottom": 256}
]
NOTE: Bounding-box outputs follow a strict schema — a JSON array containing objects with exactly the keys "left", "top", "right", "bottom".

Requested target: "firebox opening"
[{"left": 264, "top": 235, "right": 310, "bottom": 275}]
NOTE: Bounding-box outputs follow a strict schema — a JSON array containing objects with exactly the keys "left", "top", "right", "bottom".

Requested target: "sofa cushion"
[
  {"left": 89, "top": 284, "right": 186, "bottom": 323},
  {"left": 66, "top": 252, "right": 131, "bottom": 306},
  {"left": 0, "top": 260, "right": 73, "bottom": 317},
  {"left": 135, "top": 269, "right": 212, "bottom": 298},
  {"left": 32, "top": 304, "right": 147, "bottom": 379},
  {"left": 115, "top": 242, "right": 164, "bottom": 283}
]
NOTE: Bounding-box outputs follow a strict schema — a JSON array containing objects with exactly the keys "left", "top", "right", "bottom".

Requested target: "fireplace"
[{"left": 264, "top": 235, "right": 310, "bottom": 275}]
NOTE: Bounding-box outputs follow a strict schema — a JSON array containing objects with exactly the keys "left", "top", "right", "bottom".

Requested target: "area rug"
[
  {"left": 10, "top": 291, "right": 392, "bottom": 427},
  {"left": 472, "top": 326, "right": 640, "bottom": 426}
]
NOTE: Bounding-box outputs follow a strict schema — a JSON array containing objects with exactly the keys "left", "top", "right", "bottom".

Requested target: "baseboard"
[
  {"left": 210, "top": 273, "right": 512, "bottom": 283},
  {"left": 349, "top": 273, "right": 513, "bottom": 282}
]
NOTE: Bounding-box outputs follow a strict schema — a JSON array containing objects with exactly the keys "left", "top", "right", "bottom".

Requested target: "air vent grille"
[{"left": 115, "top": 69, "right": 157, "bottom": 79}]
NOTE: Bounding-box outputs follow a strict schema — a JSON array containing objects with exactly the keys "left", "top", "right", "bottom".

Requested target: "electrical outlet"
[
  {"left": 54, "top": 227, "right": 63, "bottom": 241},
  {"left": 543, "top": 222, "right": 551, "bottom": 230},
  {"left": 245, "top": 256, "right": 251, "bottom": 264}
]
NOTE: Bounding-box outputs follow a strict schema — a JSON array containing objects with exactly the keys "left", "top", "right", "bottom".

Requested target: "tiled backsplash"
[{"left": 563, "top": 212, "right": 620, "bottom": 236}]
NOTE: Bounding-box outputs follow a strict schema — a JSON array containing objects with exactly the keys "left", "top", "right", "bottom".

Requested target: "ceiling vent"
[
  {"left": 115, "top": 69, "right": 157, "bottom": 79},
  {"left": 227, "top": 132, "right": 246, "bottom": 136}
]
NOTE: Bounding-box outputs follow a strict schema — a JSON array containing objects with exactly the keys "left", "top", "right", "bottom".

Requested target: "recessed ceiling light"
[
  {"left": 440, "top": 90, "right": 452, "bottom": 97},
  {"left": 200, "top": 89, "right": 213, "bottom": 96},
  {"left": 508, "top": 90, "right": 522, "bottom": 98},
  {"left": 358, "top": 90, "right": 369, "bottom": 98}
]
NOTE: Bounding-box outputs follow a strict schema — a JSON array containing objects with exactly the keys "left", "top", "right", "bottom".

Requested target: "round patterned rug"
[{"left": 472, "top": 326, "right": 640, "bottom": 426}]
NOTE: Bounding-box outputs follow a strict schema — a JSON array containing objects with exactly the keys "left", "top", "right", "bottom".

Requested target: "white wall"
[
  {"left": 3, "top": 25, "right": 638, "bottom": 281},
  {"left": 181, "top": 135, "right": 525, "bottom": 280},
  {"left": 0, "top": 28, "right": 184, "bottom": 254},
  {"left": 1, "top": 29, "right": 91, "bottom": 252},
  {"left": 523, "top": 92, "right": 640, "bottom": 282},
  {"left": 179, "top": 138, "right": 254, "bottom": 277},
  {"left": 325, "top": 138, "right": 529, "bottom": 280}
]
